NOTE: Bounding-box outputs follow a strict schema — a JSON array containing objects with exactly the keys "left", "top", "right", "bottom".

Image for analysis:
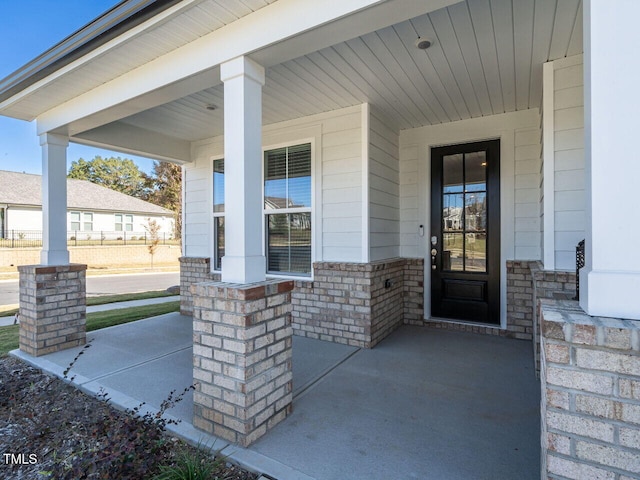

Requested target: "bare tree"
[{"left": 144, "top": 218, "right": 161, "bottom": 269}]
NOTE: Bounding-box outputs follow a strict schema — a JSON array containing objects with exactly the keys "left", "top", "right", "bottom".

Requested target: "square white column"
[
  {"left": 581, "top": 0, "right": 640, "bottom": 320},
  {"left": 220, "top": 56, "right": 266, "bottom": 284},
  {"left": 40, "top": 133, "right": 70, "bottom": 265}
]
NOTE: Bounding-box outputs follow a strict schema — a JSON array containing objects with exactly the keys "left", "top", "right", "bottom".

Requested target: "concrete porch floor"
[{"left": 12, "top": 314, "right": 540, "bottom": 480}]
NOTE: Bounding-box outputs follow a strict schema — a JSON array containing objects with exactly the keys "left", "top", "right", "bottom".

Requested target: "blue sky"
[{"left": 0, "top": 1, "right": 156, "bottom": 174}]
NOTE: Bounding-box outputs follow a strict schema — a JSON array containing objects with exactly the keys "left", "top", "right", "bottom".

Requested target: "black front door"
[{"left": 430, "top": 140, "right": 500, "bottom": 324}]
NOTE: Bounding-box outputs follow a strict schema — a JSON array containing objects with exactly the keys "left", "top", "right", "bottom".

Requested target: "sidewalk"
[{"left": 0, "top": 295, "right": 179, "bottom": 327}]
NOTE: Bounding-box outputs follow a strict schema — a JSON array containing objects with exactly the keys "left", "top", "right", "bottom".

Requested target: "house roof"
[{"left": 0, "top": 170, "right": 171, "bottom": 215}]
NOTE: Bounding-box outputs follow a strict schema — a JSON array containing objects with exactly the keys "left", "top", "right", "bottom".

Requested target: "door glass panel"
[
  {"left": 465, "top": 151, "right": 487, "bottom": 192},
  {"left": 443, "top": 154, "right": 463, "bottom": 193},
  {"left": 465, "top": 192, "right": 486, "bottom": 232},
  {"left": 465, "top": 233, "right": 486, "bottom": 272},
  {"left": 443, "top": 194, "right": 463, "bottom": 231},
  {"left": 443, "top": 233, "right": 464, "bottom": 271}
]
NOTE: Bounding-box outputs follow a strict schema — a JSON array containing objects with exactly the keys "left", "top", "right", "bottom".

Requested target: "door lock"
[{"left": 431, "top": 248, "right": 437, "bottom": 270}]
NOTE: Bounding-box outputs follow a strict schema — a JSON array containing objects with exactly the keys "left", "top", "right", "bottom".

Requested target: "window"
[
  {"left": 212, "top": 159, "right": 225, "bottom": 270},
  {"left": 115, "top": 214, "right": 133, "bottom": 231},
  {"left": 70, "top": 212, "right": 81, "bottom": 231},
  {"left": 70, "top": 211, "right": 94, "bottom": 231},
  {"left": 83, "top": 213, "right": 93, "bottom": 231},
  {"left": 264, "top": 143, "right": 312, "bottom": 275}
]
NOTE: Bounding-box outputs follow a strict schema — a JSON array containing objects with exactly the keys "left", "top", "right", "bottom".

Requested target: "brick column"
[
  {"left": 18, "top": 264, "right": 87, "bottom": 356},
  {"left": 540, "top": 299, "right": 640, "bottom": 479},
  {"left": 191, "top": 279, "right": 294, "bottom": 446},
  {"left": 179, "top": 257, "right": 220, "bottom": 316}
]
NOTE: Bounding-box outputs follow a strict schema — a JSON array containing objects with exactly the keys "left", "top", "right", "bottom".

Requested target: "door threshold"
[{"left": 426, "top": 317, "right": 503, "bottom": 330}]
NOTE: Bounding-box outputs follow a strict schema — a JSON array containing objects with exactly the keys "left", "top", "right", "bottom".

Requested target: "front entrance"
[{"left": 430, "top": 140, "right": 500, "bottom": 324}]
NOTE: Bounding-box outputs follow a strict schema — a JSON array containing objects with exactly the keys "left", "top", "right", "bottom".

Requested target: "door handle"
[{"left": 431, "top": 248, "right": 437, "bottom": 270}]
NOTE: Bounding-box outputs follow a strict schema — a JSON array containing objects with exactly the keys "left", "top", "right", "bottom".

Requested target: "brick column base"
[
  {"left": 179, "top": 257, "right": 220, "bottom": 316},
  {"left": 191, "top": 279, "right": 294, "bottom": 447},
  {"left": 18, "top": 264, "right": 87, "bottom": 357}
]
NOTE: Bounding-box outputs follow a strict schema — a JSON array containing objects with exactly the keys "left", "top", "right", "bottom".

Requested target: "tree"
[
  {"left": 145, "top": 162, "right": 182, "bottom": 238},
  {"left": 144, "top": 218, "right": 161, "bottom": 269},
  {"left": 68, "top": 156, "right": 148, "bottom": 197}
]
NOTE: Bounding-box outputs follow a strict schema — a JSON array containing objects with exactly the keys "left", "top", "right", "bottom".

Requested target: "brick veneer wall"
[
  {"left": 292, "top": 258, "right": 424, "bottom": 348},
  {"left": 191, "top": 279, "right": 294, "bottom": 447},
  {"left": 540, "top": 299, "right": 640, "bottom": 479},
  {"left": 179, "top": 257, "right": 220, "bottom": 316},
  {"left": 18, "top": 264, "right": 87, "bottom": 356},
  {"left": 531, "top": 262, "right": 576, "bottom": 373}
]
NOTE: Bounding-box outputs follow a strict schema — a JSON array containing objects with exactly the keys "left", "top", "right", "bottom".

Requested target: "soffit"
[
  {"left": 119, "top": 0, "right": 583, "bottom": 141},
  {"left": 3, "top": 0, "right": 277, "bottom": 120}
]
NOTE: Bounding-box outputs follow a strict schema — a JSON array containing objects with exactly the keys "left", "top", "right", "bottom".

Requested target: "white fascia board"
[
  {"left": 37, "top": 0, "right": 458, "bottom": 136},
  {"left": 72, "top": 121, "right": 191, "bottom": 164}
]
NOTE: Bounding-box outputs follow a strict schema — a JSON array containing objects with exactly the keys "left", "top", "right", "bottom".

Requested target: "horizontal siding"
[
  {"left": 184, "top": 105, "right": 364, "bottom": 265},
  {"left": 553, "top": 58, "right": 585, "bottom": 270},
  {"left": 514, "top": 126, "right": 541, "bottom": 260},
  {"left": 369, "top": 105, "right": 399, "bottom": 261},
  {"left": 184, "top": 140, "right": 215, "bottom": 258},
  {"left": 399, "top": 145, "right": 419, "bottom": 258}
]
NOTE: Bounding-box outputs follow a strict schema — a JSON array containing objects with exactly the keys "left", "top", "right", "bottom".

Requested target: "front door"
[{"left": 430, "top": 140, "right": 500, "bottom": 324}]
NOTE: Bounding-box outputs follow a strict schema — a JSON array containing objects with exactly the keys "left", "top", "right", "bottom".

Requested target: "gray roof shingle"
[{"left": 0, "top": 170, "right": 172, "bottom": 215}]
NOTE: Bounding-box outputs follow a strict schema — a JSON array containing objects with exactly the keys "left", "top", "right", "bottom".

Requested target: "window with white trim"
[
  {"left": 212, "top": 159, "right": 225, "bottom": 270},
  {"left": 69, "top": 211, "right": 93, "bottom": 231},
  {"left": 264, "top": 143, "right": 312, "bottom": 276},
  {"left": 115, "top": 213, "right": 133, "bottom": 231}
]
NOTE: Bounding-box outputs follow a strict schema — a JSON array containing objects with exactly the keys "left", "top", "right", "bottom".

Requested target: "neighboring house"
[
  {"left": 0, "top": 170, "right": 174, "bottom": 238},
  {"left": 1, "top": 0, "right": 638, "bottom": 475}
]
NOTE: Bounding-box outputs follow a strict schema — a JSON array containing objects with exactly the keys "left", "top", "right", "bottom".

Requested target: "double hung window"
[
  {"left": 264, "top": 143, "right": 312, "bottom": 276},
  {"left": 212, "top": 142, "right": 312, "bottom": 276}
]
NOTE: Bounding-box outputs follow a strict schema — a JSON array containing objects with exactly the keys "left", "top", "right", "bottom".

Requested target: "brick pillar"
[
  {"left": 18, "top": 264, "right": 87, "bottom": 356},
  {"left": 540, "top": 299, "right": 640, "bottom": 479},
  {"left": 179, "top": 257, "right": 220, "bottom": 316},
  {"left": 191, "top": 279, "right": 294, "bottom": 446}
]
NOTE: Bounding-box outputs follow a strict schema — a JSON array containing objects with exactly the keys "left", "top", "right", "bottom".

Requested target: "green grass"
[
  {"left": 0, "top": 290, "right": 177, "bottom": 317},
  {"left": 0, "top": 301, "right": 179, "bottom": 357}
]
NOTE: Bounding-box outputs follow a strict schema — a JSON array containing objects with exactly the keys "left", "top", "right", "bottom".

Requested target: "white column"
[
  {"left": 220, "top": 56, "right": 266, "bottom": 284},
  {"left": 40, "top": 133, "right": 70, "bottom": 265},
  {"left": 581, "top": 0, "right": 640, "bottom": 320}
]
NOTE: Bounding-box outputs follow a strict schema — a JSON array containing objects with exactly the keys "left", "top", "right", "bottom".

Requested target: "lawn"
[
  {"left": 0, "top": 289, "right": 177, "bottom": 317},
  {"left": 0, "top": 301, "right": 179, "bottom": 356}
]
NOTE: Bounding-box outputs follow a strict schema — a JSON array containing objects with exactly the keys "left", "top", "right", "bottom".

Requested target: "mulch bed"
[{"left": 0, "top": 356, "right": 258, "bottom": 480}]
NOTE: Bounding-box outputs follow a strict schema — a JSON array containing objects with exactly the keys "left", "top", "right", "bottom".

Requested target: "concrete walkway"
[
  {"left": 0, "top": 295, "right": 178, "bottom": 327},
  {"left": 12, "top": 315, "right": 540, "bottom": 480}
]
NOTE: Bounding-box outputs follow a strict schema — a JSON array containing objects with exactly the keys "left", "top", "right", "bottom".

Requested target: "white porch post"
[
  {"left": 581, "top": 0, "right": 640, "bottom": 320},
  {"left": 219, "top": 56, "right": 266, "bottom": 284},
  {"left": 40, "top": 133, "right": 70, "bottom": 265}
]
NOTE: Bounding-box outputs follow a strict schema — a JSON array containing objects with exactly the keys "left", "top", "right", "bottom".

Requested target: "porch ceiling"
[{"left": 117, "top": 0, "right": 583, "bottom": 141}]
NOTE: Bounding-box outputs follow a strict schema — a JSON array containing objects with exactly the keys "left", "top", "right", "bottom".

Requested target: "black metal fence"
[{"left": 0, "top": 230, "right": 180, "bottom": 248}]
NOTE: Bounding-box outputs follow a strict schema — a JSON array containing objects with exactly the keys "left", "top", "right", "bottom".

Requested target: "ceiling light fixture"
[
  {"left": 205, "top": 104, "right": 217, "bottom": 111},
  {"left": 414, "top": 37, "right": 432, "bottom": 50}
]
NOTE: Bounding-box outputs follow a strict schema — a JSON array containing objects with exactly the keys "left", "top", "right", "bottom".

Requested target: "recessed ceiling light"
[
  {"left": 415, "top": 37, "right": 432, "bottom": 50},
  {"left": 205, "top": 104, "right": 217, "bottom": 111}
]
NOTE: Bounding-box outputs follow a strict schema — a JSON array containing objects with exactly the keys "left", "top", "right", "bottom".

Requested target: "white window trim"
[
  {"left": 211, "top": 155, "right": 225, "bottom": 272},
  {"left": 262, "top": 139, "right": 315, "bottom": 278}
]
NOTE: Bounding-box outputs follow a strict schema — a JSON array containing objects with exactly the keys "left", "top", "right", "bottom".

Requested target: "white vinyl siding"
[
  {"left": 185, "top": 105, "right": 365, "bottom": 266},
  {"left": 369, "top": 105, "right": 399, "bottom": 261},
  {"left": 552, "top": 55, "right": 585, "bottom": 270},
  {"left": 514, "top": 127, "right": 541, "bottom": 260}
]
